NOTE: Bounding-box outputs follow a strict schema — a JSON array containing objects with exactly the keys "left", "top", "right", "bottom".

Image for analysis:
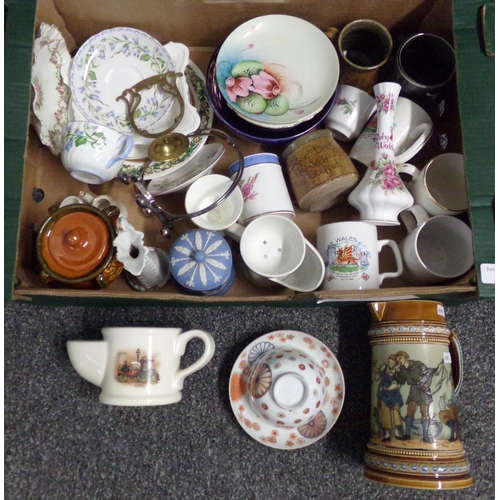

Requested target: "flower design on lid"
[{"left": 170, "top": 230, "right": 231, "bottom": 291}]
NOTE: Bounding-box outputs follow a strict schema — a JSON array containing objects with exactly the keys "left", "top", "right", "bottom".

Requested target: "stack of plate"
[{"left": 207, "top": 15, "right": 340, "bottom": 145}]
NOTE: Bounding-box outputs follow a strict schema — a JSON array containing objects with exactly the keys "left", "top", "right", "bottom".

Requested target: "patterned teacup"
[{"left": 61, "top": 121, "right": 134, "bottom": 184}]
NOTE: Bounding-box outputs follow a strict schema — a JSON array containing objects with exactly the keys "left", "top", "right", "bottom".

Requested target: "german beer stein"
[{"left": 364, "top": 300, "right": 473, "bottom": 490}]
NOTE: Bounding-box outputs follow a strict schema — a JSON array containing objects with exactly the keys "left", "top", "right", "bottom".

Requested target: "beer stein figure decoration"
[{"left": 364, "top": 300, "right": 473, "bottom": 490}]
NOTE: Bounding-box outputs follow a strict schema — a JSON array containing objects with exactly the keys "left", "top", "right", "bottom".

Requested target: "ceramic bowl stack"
[
  {"left": 30, "top": 24, "right": 228, "bottom": 195},
  {"left": 207, "top": 15, "right": 340, "bottom": 145}
]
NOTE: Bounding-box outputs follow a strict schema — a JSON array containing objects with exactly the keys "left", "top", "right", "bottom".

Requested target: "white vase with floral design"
[{"left": 347, "top": 82, "right": 413, "bottom": 226}]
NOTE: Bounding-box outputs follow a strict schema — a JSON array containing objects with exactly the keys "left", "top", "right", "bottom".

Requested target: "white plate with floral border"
[
  {"left": 229, "top": 330, "right": 345, "bottom": 449},
  {"left": 70, "top": 27, "right": 175, "bottom": 134},
  {"left": 31, "top": 23, "right": 72, "bottom": 155},
  {"left": 120, "top": 61, "right": 214, "bottom": 181}
]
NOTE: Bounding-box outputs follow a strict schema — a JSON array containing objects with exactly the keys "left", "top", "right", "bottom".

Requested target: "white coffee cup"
[
  {"left": 324, "top": 85, "right": 376, "bottom": 142},
  {"left": 185, "top": 174, "right": 244, "bottom": 231},
  {"left": 316, "top": 221, "right": 403, "bottom": 290},
  {"left": 398, "top": 153, "right": 468, "bottom": 216},
  {"left": 61, "top": 121, "right": 134, "bottom": 184},
  {"left": 225, "top": 215, "right": 306, "bottom": 279},
  {"left": 349, "top": 96, "right": 433, "bottom": 166},
  {"left": 399, "top": 204, "right": 474, "bottom": 284},
  {"left": 229, "top": 153, "right": 294, "bottom": 225},
  {"left": 67, "top": 327, "right": 215, "bottom": 406}
]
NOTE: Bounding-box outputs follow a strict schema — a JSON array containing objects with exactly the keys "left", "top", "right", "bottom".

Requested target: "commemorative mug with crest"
[{"left": 316, "top": 221, "right": 402, "bottom": 291}]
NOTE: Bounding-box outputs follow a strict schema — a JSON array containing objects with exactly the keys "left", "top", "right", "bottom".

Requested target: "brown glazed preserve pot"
[{"left": 36, "top": 204, "right": 123, "bottom": 289}]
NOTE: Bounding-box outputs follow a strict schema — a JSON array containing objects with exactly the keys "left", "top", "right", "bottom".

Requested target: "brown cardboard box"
[{"left": 6, "top": 0, "right": 489, "bottom": 305}]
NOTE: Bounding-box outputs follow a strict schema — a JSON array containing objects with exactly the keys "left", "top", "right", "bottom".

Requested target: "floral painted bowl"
[
  {"left": 207, "top": 47, "right": 335, "bottom": 145},
  {"left": 216, "top": 15, "right": 339, "bottom": 129}
]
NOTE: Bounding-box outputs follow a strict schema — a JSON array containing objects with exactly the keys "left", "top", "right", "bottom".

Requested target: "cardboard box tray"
[{"left": 4, "top": 0, "right": 495, "bottom": 306}]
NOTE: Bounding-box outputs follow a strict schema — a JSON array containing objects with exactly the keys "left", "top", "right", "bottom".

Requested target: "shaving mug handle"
[
  {"left": 377, "top": 239, "right": 403, "bottom": 284},
  {"left": 174, "top": 330, "right": 216, "bottom": 390},
  {"left": 105, "top": 135, "right": 134, "bottom": 169},
  {"left": 449, "top": 331, "right": 464, "bottom": 397},
  {"left": 399, "top": 204, "right": 430, "bottom": 233}
]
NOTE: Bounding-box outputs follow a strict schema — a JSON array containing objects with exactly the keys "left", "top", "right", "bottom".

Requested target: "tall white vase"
[{"left": 348, "top": 82, "right": 413, "bottom": 226}]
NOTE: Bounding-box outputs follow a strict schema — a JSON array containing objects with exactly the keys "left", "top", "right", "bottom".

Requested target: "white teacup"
[
  {"left": 61, "top": 121, "right": 134, "bottom": 184},
  {"left": 67, "top": 327, "right": 215, "bottom": 406},
  {"left": 225, "top": 215, "right": 306, "bottom": 279},
  {"left": 349, "top": 96, "right": 433, "bottom": 166},
  {"left": 185, "top": 174, "right": 244, "bottom": 231},
  {"left": 247, "top": 346, "right": 326, "bottom": 428},
  {"left": 399, "top": 153, "right": 468, "bottom": 216},
  {"left": 229, "top": 153, "right": 294, "bottom": 225},
  {"left": 316, "top": 221, "right": 403, "bottom": 291},
  {"left": 324, "top": 85, "right": 376, "bottom": 142},
  {"left": 399, "top": 204, "right": 474, "bottom": 284}
]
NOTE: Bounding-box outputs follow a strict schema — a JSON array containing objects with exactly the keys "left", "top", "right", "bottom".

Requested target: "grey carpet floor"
[{"left": 4, "top": 299, "right": 495, "bottom": 499}]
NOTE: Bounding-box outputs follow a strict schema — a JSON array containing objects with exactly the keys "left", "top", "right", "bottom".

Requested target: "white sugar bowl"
[{"left": 247, "top": 347, "right": 326, "bottom": 428}]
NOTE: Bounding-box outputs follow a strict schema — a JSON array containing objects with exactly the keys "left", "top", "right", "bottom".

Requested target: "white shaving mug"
[{"left": 67, "top": 327, "right": 215, "bottom": 406}]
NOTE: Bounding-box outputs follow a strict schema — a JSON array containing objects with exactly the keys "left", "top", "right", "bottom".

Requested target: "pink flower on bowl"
[
  {"left": 225, "top": 76, "right": 254, "bottom": 102},
  {"left": 251, "top": 71, "right": 281, "bottom": 99}
]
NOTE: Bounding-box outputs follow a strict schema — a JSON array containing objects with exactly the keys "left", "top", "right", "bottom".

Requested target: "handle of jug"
[{"left": 449, "top": 331, "right": 464, "bottom": 397}]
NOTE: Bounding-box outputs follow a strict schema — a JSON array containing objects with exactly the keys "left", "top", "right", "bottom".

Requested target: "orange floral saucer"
[{"left": 229, "top": 330, "right": 345, "bottom": 449}]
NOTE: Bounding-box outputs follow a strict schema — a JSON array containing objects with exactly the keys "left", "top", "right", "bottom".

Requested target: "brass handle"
[{"left": 116, "top": 72, "right": 185, "bottom": 138}]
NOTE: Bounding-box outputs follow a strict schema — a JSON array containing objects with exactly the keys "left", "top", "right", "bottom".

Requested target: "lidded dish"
[{"left": 36, "top": 204, "right": 123, "bottom": 288}]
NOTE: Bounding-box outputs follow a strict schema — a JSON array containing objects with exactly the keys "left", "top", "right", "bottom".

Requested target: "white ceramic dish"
[
  {"left": 30, "top": 23, "right": 72, "bottom": 155},
  {"left": 120, "top": 61, "right": 214, "bottom": 180},
  {"left": 229, "top": 330, "right": 345, "bottom": 449},
  {"left": 148, "top": 143, "right": 225, "bottom": 195},
  {"left": 70, "top": 27, "right": 175, "bottom": 134},
  {"left": 216, "top": 15, "right": 339, "bottom": 129}
]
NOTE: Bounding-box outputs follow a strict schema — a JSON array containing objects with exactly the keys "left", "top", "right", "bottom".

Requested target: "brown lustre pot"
[
  {"left": 36, "top": 204, "right": 123, "bottom": 289},
  {"left": 364, "top": 300, "right": 473, "bottom": 490}
]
